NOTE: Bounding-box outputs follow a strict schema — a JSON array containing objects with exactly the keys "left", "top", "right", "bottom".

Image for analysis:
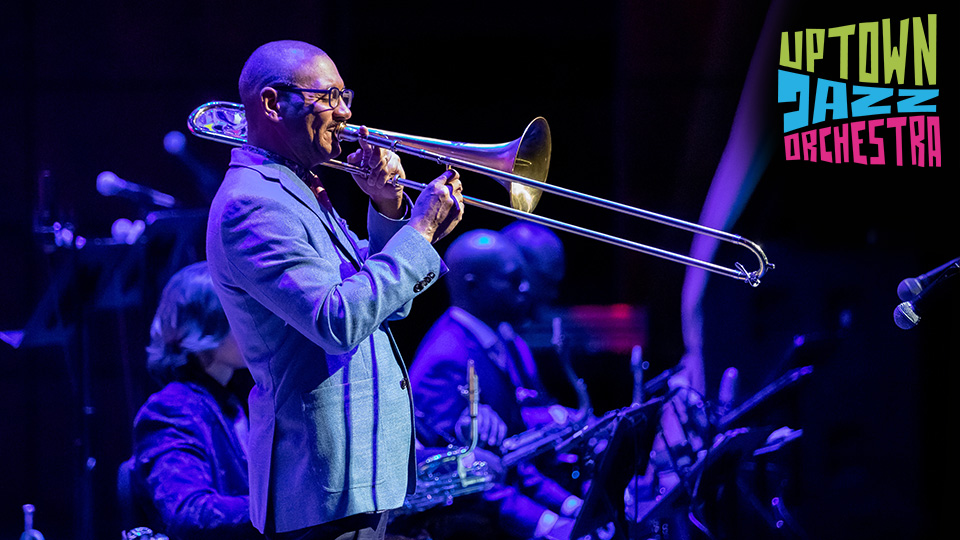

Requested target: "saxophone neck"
[{"left": 20, "top": 505, "right": 45, "bottom": 540}]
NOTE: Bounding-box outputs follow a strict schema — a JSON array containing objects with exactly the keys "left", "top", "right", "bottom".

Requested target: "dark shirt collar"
[
  {"left": 241, "top": 144, "right": 312, "bottom": 181},
  {"left": 180, "top": 359, "right": 248, "bottom": 415}
]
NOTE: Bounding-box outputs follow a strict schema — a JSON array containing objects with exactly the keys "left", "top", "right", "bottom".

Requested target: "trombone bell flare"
[{"left": 334, "top": 117, "right": 551, "bottom": 214}]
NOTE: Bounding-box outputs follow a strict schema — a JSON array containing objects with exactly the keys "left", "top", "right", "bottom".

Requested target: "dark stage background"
[{"left": 0, "top": 1, "right": 953, "bottom": 539}]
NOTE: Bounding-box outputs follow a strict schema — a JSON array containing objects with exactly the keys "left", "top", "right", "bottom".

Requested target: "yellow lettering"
[
  {"left": 858, "top": 22, "right": 879, "bottom": 83},
  {"left": 882, "top": 18, "right": 909, "bottom": 85},
  {"left": 913, "top": 14, "right": 936, "bottom": 85},
  {"left": 780, "top": 31, "right": 803, "bottom": 69},
  {"left": 828, "top": 24, "right": 856, "bottom": 80}
]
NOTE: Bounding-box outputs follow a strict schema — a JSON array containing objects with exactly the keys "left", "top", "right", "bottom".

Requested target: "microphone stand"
[{"left": 552, "top": 317, "right": 591, "bottom": 423}]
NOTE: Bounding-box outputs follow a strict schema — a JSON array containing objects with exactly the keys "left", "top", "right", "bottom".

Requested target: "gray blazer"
[{"left": 206, "top": 148, "right": 444, "bottom": 533}]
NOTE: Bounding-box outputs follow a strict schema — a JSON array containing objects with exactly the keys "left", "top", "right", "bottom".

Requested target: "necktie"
[
  {"left": 307, "top": 172, "right": 364, "bottom": 262},
  {"left": 499, "top": 322, "right": 540, "bottom": 403}
]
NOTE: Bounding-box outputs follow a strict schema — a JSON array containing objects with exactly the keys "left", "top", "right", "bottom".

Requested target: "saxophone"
[
  {"left": 400, "top": 360, "right": 498, "bottom": 514},
  {"left": 499, "top": 317, "right": 592, "bottom": 468}
]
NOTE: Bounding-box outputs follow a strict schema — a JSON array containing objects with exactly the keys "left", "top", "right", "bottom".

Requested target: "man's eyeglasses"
[{"left": 272, "top": 84, "right": 354, "bottom": 109}]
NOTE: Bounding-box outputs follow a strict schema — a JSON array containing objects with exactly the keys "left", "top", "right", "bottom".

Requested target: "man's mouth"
[{"left": 321, "top": 126, "right": 342, "bottom": 155}]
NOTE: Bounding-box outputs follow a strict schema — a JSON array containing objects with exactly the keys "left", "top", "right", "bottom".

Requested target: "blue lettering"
[
  {"left": 898, "top": 89, "right": 938, "bottom": 113},
  {"left": 851, "top": 85, "right": 893, "bottom": 116},
  {"left": 779, "top": 70, "right": 810, "bottom": 132},
  {"left": 812, "top": 78, "right": 848, "bottom": 124}
]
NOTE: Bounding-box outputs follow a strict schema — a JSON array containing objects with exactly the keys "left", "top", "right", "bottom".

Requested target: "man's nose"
[{"left": 334, "top": 100, "right": 352, "bottom": 121}]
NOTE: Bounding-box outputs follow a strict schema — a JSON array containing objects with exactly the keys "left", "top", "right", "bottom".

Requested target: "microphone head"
[
  {"left": 164, "top": 130, "right": 187, "bottom": 155},
  {"left": 897, "top": 278, "right": 923, "bottom": 302},
  {"left": 893, "top": 301, "right": 921, "bottom": 330},
  {"left": 96, "top": 171, "right": 124, "bottom": 196}
]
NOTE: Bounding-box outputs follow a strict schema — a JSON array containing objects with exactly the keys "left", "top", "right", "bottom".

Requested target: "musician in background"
[
  {"left": 132, "top": 261, "right": 263, "bottom": 540},
  {"left": 500, "top": 221, "right": 585, "bottom": 426},
  {"left": 410, "top": 229, "right": 581, "bottom": 540},
  {"left": 501, "top": 221, "right": 565, "bottom": 326}
]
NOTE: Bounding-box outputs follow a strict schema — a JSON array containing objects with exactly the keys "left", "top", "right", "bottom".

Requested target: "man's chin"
[{"left": 320, "top": 140, "right": 342, "bottom": 164}]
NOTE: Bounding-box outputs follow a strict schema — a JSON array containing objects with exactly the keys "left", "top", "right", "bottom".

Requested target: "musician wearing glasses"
[{"left": 206, "top": 40, "right": 464, "bottom": 540}]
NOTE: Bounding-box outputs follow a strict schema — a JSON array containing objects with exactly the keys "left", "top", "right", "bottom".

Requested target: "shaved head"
[
  {"left": 238, "top": 40, "right": 328, "bottom": 110},
  {"left": 502, "top": 221, "right": 565, "bottom": 310},
  {"left": 445, "top": 229, "right": 529, "bottom": 326},
  {"left": 237, "top": 40, "right": 349, "bottom": 164}
]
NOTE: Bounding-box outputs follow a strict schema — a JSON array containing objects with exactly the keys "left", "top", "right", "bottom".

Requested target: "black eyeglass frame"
[{"left": 272, "top": 84, "right": 354, "bottom": 109}]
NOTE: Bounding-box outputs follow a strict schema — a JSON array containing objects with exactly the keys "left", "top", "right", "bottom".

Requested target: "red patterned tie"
[{"left": 306, "top": 171, "right": 363, "bottom": 262}]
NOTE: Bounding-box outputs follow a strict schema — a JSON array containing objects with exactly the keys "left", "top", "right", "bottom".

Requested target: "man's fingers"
[
  {"left": 384, "top": 153, "right": 404, "bottom": 185},
  {"left": 477, "top": 416, "right": 490, "bottom": 442},
  {"left": 346, "top": 148, "right": 362, "bottom": 165},
  {"left": 439, "top": 169, "right": 459, "bottom": 183}
]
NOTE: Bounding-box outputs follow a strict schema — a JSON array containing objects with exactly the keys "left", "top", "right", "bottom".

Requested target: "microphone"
[
  {"left": 164, "top": 130, "right": 221, "bottom": 200},
  {"left": 897, "top": 256, "right": 960, "bottom": 301},
  {"left": 97, "top": 171, "right": 177, "bottom": 208},
  {"left": 163, "top": 130, "right": 187, "bottom": 156},
  {"left": 630, "top": 345, "right": 644, "bottom": 405},
  {"left": 893, "top": 263, "right": 959, "bottom": 329},
  {"left": 893, "top": 301, "right": 921, "bottom": 330}
]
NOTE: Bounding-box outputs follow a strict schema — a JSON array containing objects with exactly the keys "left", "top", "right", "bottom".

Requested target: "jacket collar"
[
  {"left": 448, "top": 306, "right": 501, "bottom": 351},
  {"left": 228, "top": 147, "right": 362, "bottom": 268},
  {"left": 229, "top": 146, "right": 321, "bottom": 214},
  {"left": 241, "top": 144, "right": 311, "bottom": 179}
]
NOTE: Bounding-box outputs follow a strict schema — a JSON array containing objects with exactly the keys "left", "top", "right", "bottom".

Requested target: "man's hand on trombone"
[
  {"left": 410, "top": 169, "right": 464, "bottom": 244},
  {"left": 347, "top": 125, "right": 407, "bottom": 219}
]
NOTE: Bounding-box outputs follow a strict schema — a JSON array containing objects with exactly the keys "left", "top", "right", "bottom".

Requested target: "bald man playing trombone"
[{"left": 206, "top": 40, "right": 464, "bottom": 540}]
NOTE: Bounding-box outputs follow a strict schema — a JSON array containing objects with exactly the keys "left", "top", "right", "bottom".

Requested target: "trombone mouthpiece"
[{"left": 334, "top": 122, "right": 354, "bottom": 142}]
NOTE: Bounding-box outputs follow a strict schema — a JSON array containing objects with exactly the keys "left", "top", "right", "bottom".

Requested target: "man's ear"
[{"left": 259, "top": 86, "right": 282, "bottom": 123}]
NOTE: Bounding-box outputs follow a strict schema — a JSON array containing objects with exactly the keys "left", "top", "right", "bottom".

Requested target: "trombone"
[{"left": 188, "top": 101, "right": 774, "bottom": 286}]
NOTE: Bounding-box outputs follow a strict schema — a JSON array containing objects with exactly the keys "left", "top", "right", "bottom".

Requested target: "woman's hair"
[{"left": 145, "top": 261, "right": 231, "bottom": 385}]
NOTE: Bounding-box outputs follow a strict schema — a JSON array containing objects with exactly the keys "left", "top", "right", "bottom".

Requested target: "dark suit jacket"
[
  {"left": 409, "top": 307, "right": 573, "bottom": 538},
  {"left": 409, "top": 307, "right": 548, "bottom": 447},
  {"left": 132, "top": 374, "right": 262, "bottom": 540},
  {"left": 206, "top": 148, "right": 444, "bottom": 532}
]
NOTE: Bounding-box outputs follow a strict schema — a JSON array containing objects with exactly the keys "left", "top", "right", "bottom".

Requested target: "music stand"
[
  {"left": 631, "top": 427, "right": 773, "bottom": 538},
  {"left": 718, "top": 365, "right": 813, "bottom": 431},
  {"left": 625, "top": 366, "right": 813, "bottom": 540},
  {"left": 7, "top": 241, "right": 143, "bottom": 351},
  {"left": 141, "top": 208, "right": 208, "bottom": 292},
  {"left": 571, "top": 398, "right": 663, "bottom": 540}
]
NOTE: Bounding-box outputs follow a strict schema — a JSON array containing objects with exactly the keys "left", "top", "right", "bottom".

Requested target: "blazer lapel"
[{"left": 276, "top": 169, "right": 363, "bottom": 270}]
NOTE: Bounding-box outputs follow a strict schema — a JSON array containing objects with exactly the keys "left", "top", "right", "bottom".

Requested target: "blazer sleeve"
[
  {"left": 214, "top": 191, "right": 443, "bottom": 354},
  {"left": 365, "top": 196, "right": 425, "bottom": 322}
]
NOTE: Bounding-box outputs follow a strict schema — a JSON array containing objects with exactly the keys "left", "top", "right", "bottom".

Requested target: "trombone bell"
[{"left": 336, "top": 118, "right": 551, "bottom": 214}]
